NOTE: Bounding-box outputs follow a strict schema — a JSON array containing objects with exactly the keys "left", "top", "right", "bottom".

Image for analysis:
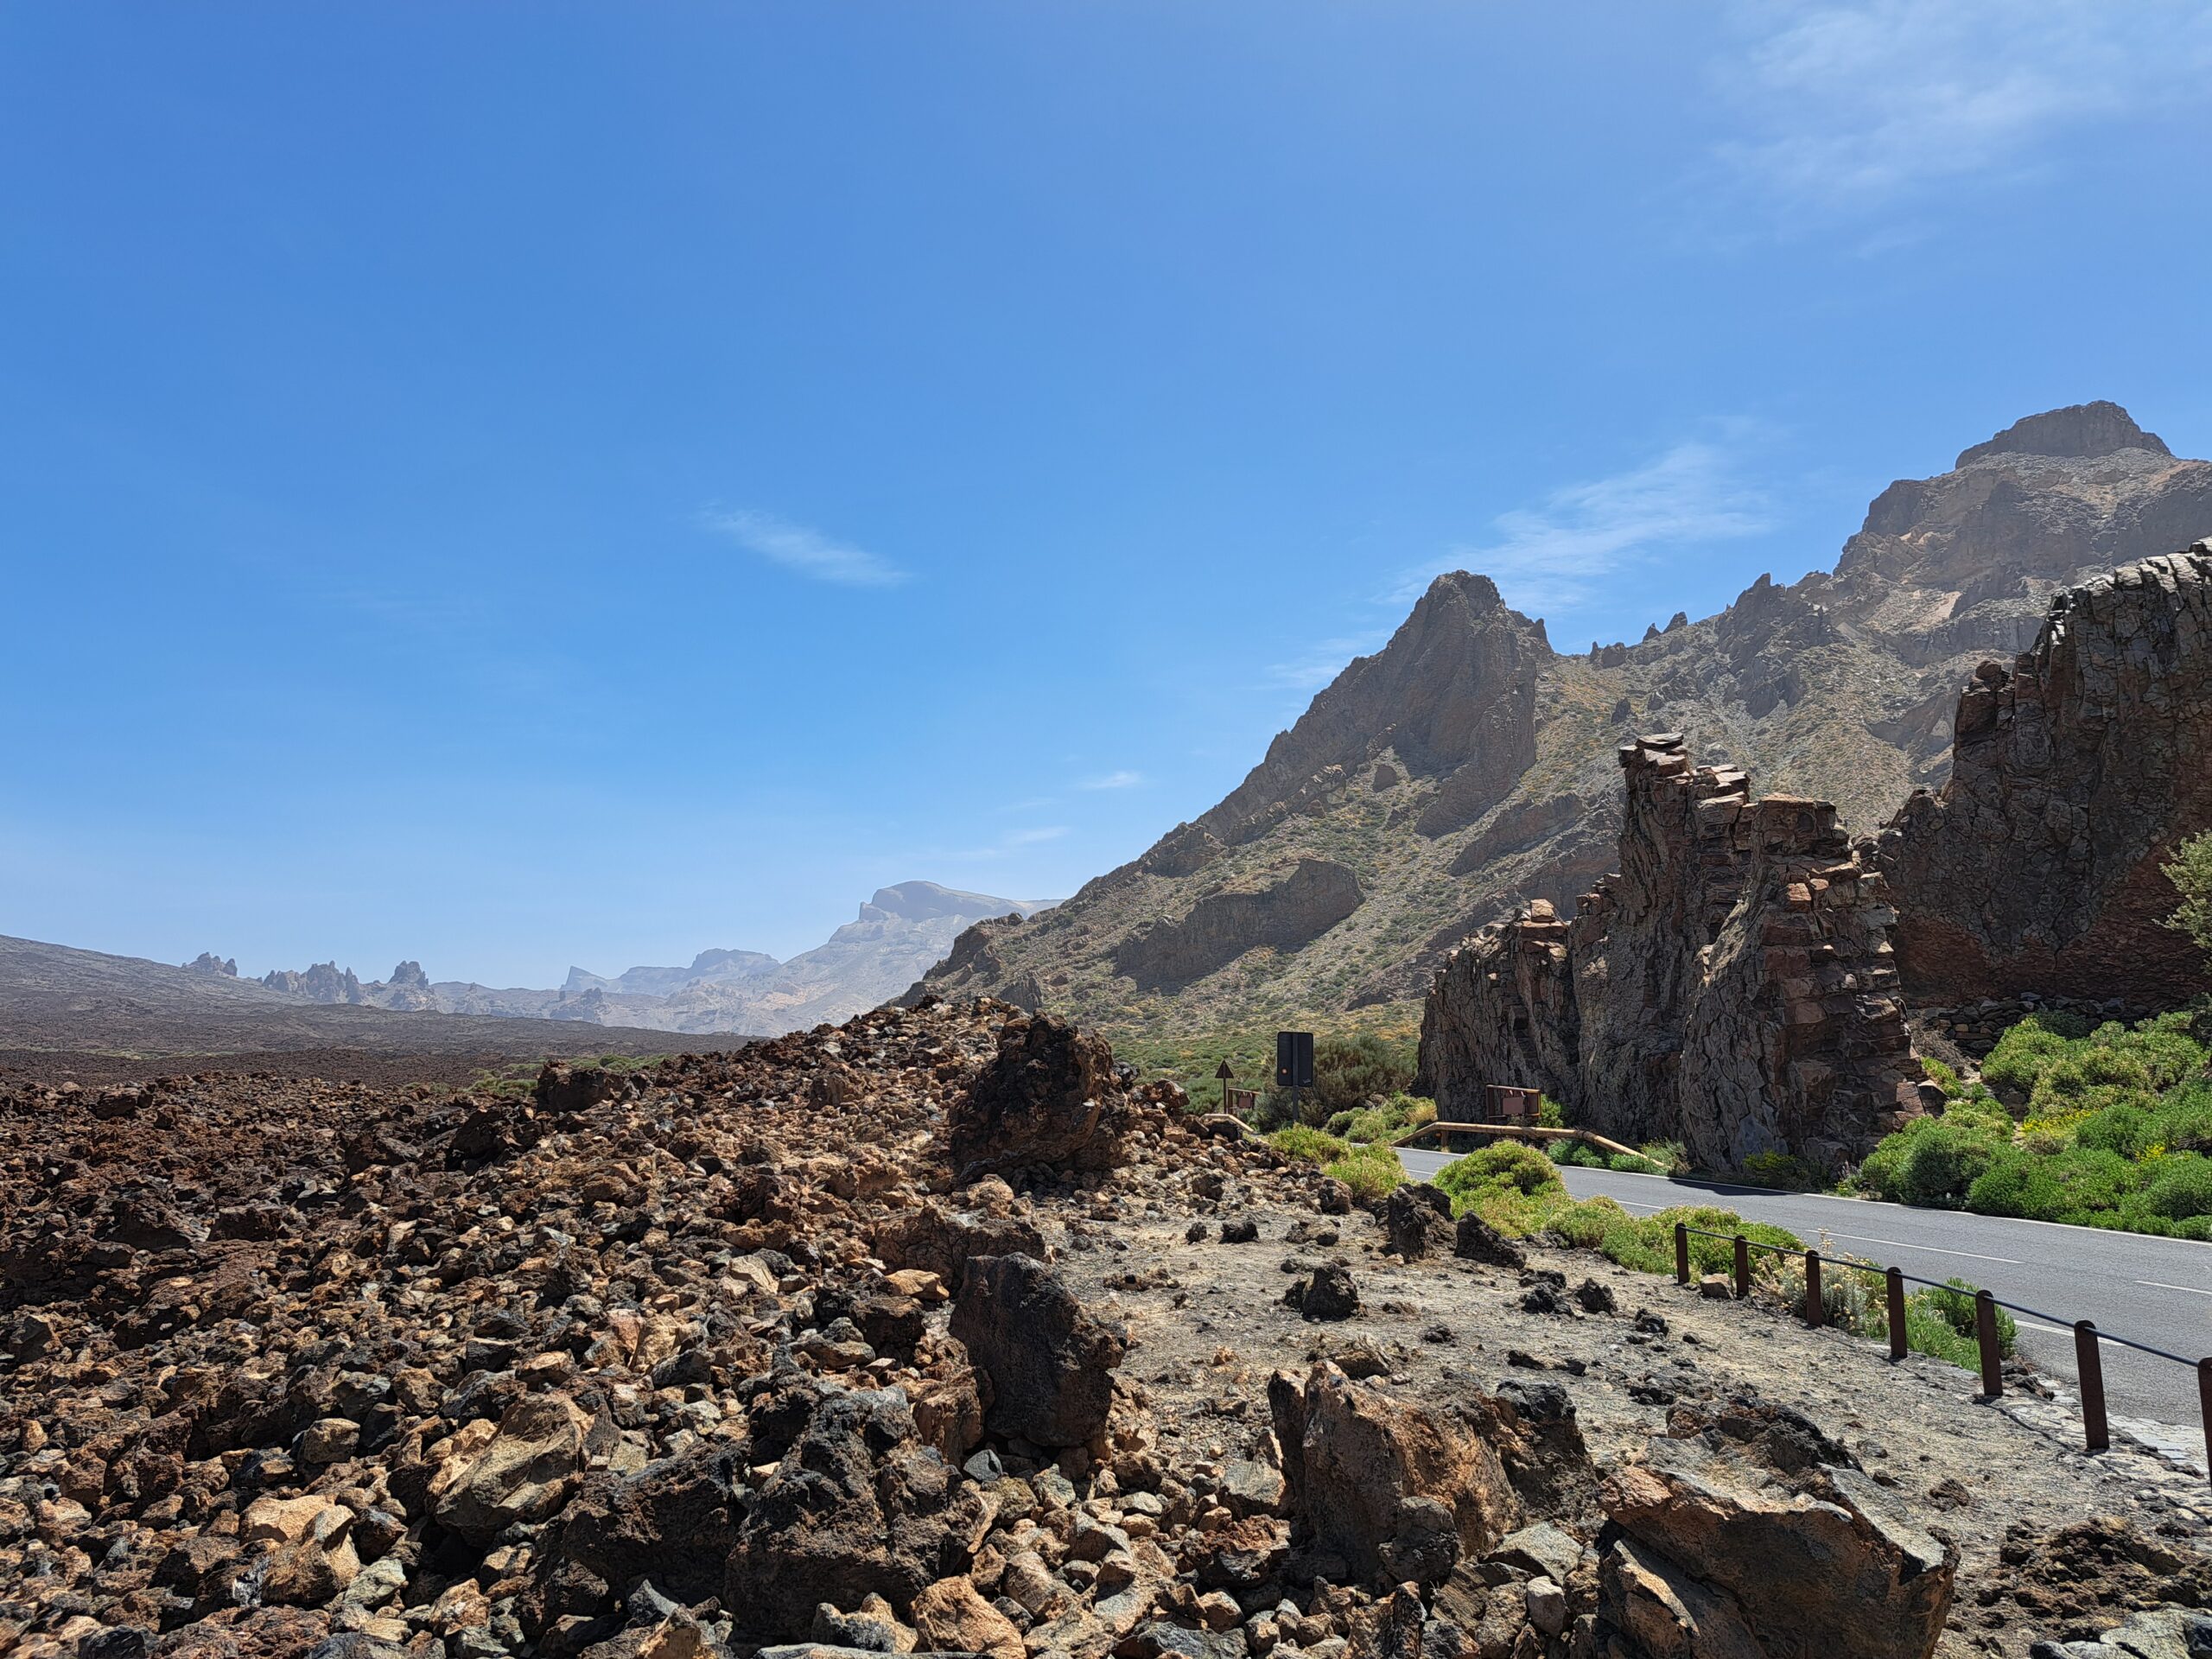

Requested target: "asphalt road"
[{"left": 1396, "top": 1148, "right": 2212, "bottom": 1439}]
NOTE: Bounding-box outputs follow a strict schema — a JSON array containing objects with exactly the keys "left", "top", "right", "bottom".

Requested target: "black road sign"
[{"left": 1274, "top": 1030, "right": 1314, "bottom": 1090}]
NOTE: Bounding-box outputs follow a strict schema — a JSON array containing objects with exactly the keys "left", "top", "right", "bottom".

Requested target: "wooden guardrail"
[
  {"left": 1391, "top": 1120, "right": 1646, "bottom": 1161},
  {"left": 1675, "top": 1221, "right": 2212, "bottom": 1482}
]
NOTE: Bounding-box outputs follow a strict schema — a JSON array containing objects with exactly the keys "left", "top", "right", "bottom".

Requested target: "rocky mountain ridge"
[
  {"left": 245, "top": 882, "right": 1048, "bottom": 1039},
  {"left": 907, "top": 404, "right": 2212, "bottom": 1035}
]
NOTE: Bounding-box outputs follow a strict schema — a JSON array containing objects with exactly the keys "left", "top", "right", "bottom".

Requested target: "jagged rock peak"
[
  {"left": 1955, "top": 400, "right": 2171, "bottom": 468},
  {"left": 1193, "top": 569, "right": 1551, "bottom": 847}
]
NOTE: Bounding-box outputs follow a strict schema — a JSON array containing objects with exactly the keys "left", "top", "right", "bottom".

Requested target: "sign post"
[
  {"left": 1215, "top": 1059, "right": 1236, "bottom": 1113},
  {"left": 1275, "top": 1031, "right": 1314, "bottom": 1122}
]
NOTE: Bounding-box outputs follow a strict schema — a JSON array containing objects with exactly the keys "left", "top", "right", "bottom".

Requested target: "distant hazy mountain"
[
  {"left": 251, "top": 880, "right": 1048, "bottom": 1037},
  {"left": 0, "top": 933, "right": 717, "bottom": 1066}
]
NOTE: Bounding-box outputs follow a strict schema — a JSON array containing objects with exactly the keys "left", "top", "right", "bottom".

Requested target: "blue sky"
[{"left": 5, "top": 3, "right": 2210, "bottom": 985}]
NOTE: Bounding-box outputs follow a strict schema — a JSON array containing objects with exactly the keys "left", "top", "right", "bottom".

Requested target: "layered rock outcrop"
[
  {"left": 1877, "top": 544, "right": 2212, "bottom": 1007},
  {"left": 1111, "top": 859, "right": 1363, "bottom": 992},
  {"left": 1418, "top": 735, "right": 1924, "bottom": 1173}
]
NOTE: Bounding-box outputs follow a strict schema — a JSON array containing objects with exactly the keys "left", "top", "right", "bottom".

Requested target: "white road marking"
[
  {"left": 2012, "top": 1320, "right": 2071, "bottom": 1337},
  {"left": 2135, "top": 1279, "right": 2212, "bottom": 1298},
  {"left": 1765, "top": 1230, "right": 2021, "bottom": 1265}
]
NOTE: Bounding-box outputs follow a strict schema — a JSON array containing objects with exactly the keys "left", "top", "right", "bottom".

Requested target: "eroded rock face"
[
  {"left": 950, "top": 1253, "right": 1125, "bottom": 1448},
  {"left": 1111, "top": 860, "right": 1364, "bottom": 993},
  {"left": 1597, "top": 1433, "right": 1956, "bottom": 1659},
  {"left": 946, "top": 1014, "right": 1127, "bottom": 1183},
  {"left": 1418, "top": 735, "right": 1925, "bottom": 1173},
  {"left": 1878, "top": 545, "right": 2212, "bottom": 1007}
]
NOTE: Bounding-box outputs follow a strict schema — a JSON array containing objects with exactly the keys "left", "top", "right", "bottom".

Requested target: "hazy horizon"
[{"left": 6, "top": 4, "right": 2209, "bottom": 984}]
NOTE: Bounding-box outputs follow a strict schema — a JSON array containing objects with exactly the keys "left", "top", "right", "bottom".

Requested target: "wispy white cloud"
[
  {"left": 704, "top": 509, "right": 910, "bottom": 588},
  {"left": 1397, "top": 435, "right": 1772, "bottom": 623},
  {"left": 1712, "top": 1, "right": 2212, "bottom": 215},
  {"left": 1265, "top": 632, "right": 1392, "bottom": 693},
  {"left": 1006, "top": 825, "right": 1069, "bottom": 846},
  {"left": 1077, "top": 770, "right": 1145, "bottom": 791}
]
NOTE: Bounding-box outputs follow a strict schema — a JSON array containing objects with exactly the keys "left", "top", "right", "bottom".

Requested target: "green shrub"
[
  {"left": 2026, "top": 1049, "right": 2154, "bottom": 1116},
  {"left": 1436, "top": 1141, "right": 1562, "bottom": 1200},
  {"left": 1640, "top": 1140, "right": 1690, "bottom": 1175},
  {"left": 2075, "top": 1102, "right": 2157, "bottom": 1160},
  {"left": 1325, "top": 1141, "right": 1404, "bottom": 1204},
  {"left": 2154, "top": 1080, "right": 2212, "bottom": 1153},
  {"left": 1319, "top": 1089, "right": 1433, "bottom": 1145},
  {"left": 1648, "top": 1205, "right": 1802, "bottom": 1275},
  {"left": 1535, "top": 1094, "right": 1566, "bottom": 1128},
  {"left": 2102, "top": 1014, "right": 2207, "bottom": 1089},
  {"left": 1433, "top": 1141, "right": 1567, "bottom": 1236},
  {"left": 1980, "top": 1014, "right": 2091, "bottom": 1099},
  {"left": 1551, "top": 1196, "right": 1672, "bottom": 1273},
  {"left": 1916, "top": 1277, "right": 2019, "bottom": 1357},
  {"left": 2162, "top": 829, "right": 2212, "bottom": 962},
  {"left": 1855, "top": 1116, "right": 2003, "bottom": 1207},
  {"left": 2139, "top": 1152, "right": 2212, "bottom": 1220},
  {"left": 1967, "top": 1146, "right": 2138, "bottom": 1222},
  {"left": 1268, "top": 1125, "right": 1349, "bottom": 1166}
]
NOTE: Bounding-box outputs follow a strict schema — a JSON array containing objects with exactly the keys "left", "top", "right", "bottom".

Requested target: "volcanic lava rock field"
[{"left": 0, "top": 1001, "right": 2205, "bottom": 1659}]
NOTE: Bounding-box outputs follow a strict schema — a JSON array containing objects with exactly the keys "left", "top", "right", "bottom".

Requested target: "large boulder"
[
  {"left": 533, "top": 1444, "right": 747, "bottom": 1611},
  {"left": 950, "top": 1254, "right": 1125, "bottom": 1448},
  {"left": 945, "top": 1015, "right": 1126, "bottom": 1183},
  {"left": 429, "top": 1393, "right": 597, "bottom": 1544},
  {"left": 1267, "top": 1363, "right": 1522, "bottom": 1586},
  {"left": 1453, "top": 1211, "right": 1526, "bottom": 1269},
  {"left": 908, "top": 1575, "right": 1024, "bottom": 1659},
  {"left": 1378, "top": 1183, "right": 1455, "bottom": 1260},
  {"left": 1597, "top": 1433, "right": 1955, "bottom": 1659},
  {"left": 727, "top": 1385, "right": 986, "bottom": 1640}
]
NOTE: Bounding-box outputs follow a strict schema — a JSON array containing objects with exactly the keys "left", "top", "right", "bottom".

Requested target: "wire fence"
[{"left": 1673, "top": 1222, "right": 2212, "bottom": 1483}]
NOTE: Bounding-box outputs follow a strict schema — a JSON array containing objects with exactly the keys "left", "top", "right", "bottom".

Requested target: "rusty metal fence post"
[
  {"left": 1885, "top": 1267, "right": 1908, "bottom": 1361},
  {"left": 2073, "top": 1321, "right": 2108, "bottom": 1452},
  {"left": 1803, "top": 1249, "right": 1823, "bottom": 1327},
  {"left": 1975, "top": 1289, "right": 2004, "bottom": 1397},
  {"left": 1732, "top": 1234, "right": 1751, "bottom": 1299},
  {"left": 1674, "top": 1223, "right": 1689, "bottom": 1285},
  {"left": 2199, "top": 1359, "right": 2211, "bottom": 1483}
]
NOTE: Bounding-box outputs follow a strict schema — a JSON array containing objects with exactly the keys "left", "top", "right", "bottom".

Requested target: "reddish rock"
[{"left": 1418, "top": 735, "right": 1925, "bottom": 1174}]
